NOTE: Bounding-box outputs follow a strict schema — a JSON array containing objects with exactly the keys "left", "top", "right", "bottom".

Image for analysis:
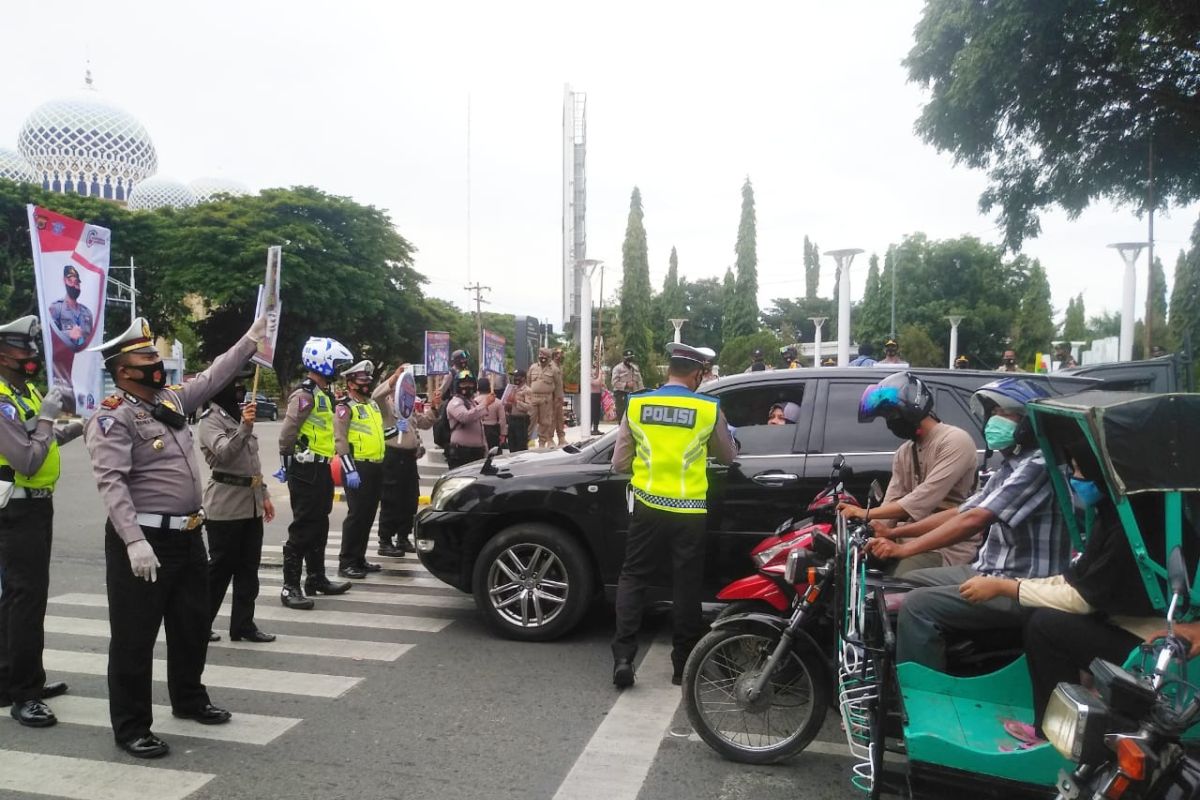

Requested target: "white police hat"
[
  {"left": 344, "top": 360, "right": 374, "bottom": 377},
  {"left": 88, "top": 316, "right": 159, "bottom": 362},
  {"left": 0, "top": 315, "right": 41, "bottom": 351},
  {"left": 666, "top": 342, "right": 713, "bottom": 366}
]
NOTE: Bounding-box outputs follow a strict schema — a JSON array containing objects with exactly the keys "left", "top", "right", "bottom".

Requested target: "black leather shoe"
[
  {"left": 231, "top": 629, "right": 276, "bottom": 643},
  {"left": 280, "top": 585, "right": 315, "bottom": 610},
  {"left": 11, "top": 699, "right": 56, "bottom": 727},
  {"left": 359, "top": 561, "right": 382, "bottom": 573},
  {"left": 0, "top": 681, "right": 67, "bottom": 708},
  {"left": 118, "top": 733, "right": 170, "bottom": 758},
  {"left": 378, "top": 541, "right": 402, "bottom": 557},
  {"left": 172, "top": 704, "right": 232, "bottom": 725},
  {"left": 337, "top": 566, "right": 367, "bottom": 579},
  {"left": 394, "top": 538, "right": 413, "bottom": 555},
  {"left": 613, "top": 659, "right": 635, "bottom": 689},
  {"left": 306, "top": 576, "right": 351, "bottom": 595},
  {"left": 208, "top": 631, "right": 221, "bottom": 642},
  {"left": 671, "top": 669, "right": 683, "bottom": 687}
]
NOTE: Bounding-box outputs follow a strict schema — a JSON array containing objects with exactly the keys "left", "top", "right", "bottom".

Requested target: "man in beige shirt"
[{"left": 842, "top": 373, "right": 979, "bottom": 575}]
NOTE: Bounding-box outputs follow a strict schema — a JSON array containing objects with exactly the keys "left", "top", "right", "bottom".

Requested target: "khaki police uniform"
[
  {"left": 334, "top": 374, "right": 387, "bottom": 574},
  {"left": 84, "top": 317, "right": 257, "bottom": 743},
  {"left": 373, "top": 371, "right": 432, "bottom": 555},
  {"left": 610, "top": 357, "right": 644, "bottom": 422},
  {"left": 502, "top": 378, "right": 532, "bottom": 452},
  {"left": 526, "top": 351, "right": 561, "bottom": 447},
  {"left": 199, "top": 402, "right": 268, "bottom": 639},
  {"left": 610, "top": 344, "right": 736, "bottom": 678}
]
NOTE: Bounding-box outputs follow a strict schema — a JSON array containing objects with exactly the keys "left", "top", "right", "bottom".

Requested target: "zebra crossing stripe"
[
  {"left": 246, "top": 580, "right": 473, "bottom": 610},
  {"left": 42, "top": 615, "right": 413, "bottom": 662},
  {"left": 256, "top": 570, "right": 451, "bottom": 590},
  {"left": 0, "top": 749, "right": 214, "bottom": 800},
  {"left": 45, "top": 694, "right": 302, "bottom": 745},
  {"left": 49, "top": 593, "right": 455, "bottom": 633},
  {"left": 42, "top": 649, "right": 362, "bottom": 698}
]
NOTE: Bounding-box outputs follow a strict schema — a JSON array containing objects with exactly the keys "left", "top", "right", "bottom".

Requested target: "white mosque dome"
[
  {"left": 0, "top": 147, "right": 37, "bottom": 184},
  {"left": 16, "top": 75, "right": 158, "bottom": 202},
  {"left": 127, "top": 176, "right": 197, "bottom": 211},
  {"left": 189, "top": 176, "right": 250, "bottom": 202}
]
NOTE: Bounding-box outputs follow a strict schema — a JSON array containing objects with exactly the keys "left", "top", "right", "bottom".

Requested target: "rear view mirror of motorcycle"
[
  {"left": 868, "top": 480, "right": 884, "bottom": 506},
  {"left": 1168, "top": 546, "right": 1191, "bottom": 621}
]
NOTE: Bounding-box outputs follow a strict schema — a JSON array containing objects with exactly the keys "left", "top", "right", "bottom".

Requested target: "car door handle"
[{"left": 751, "top": 473, "right": 799, "bottom": 486}]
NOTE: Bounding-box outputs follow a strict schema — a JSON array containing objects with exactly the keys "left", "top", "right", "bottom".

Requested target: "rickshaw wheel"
[{"left": 683, "top": 627, "right": 830, "bottom": 764}]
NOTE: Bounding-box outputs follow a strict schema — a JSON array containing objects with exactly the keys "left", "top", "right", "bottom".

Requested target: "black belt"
[{"left": 212, "top": 471, "right": 263, "bottom": 488}]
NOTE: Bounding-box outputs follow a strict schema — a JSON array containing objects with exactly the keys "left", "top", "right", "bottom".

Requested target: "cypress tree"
[
  {"left": 618, "top": 187, "right": 654, "bottom": 372},
  {"left": 726, "top": 178, "right": 759, "bottom": 337}
]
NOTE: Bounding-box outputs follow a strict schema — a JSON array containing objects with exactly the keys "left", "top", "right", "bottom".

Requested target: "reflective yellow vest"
[
  {"left": 0, "top": 379, "right": 60, "bottom": 489},
  {"left": 627, "top": 386, "right": 720, "bottom": 515},
  {"left": 298, "top": 388, "right": 335, "bottom": 458},
  {"left": 347, "top": 400, "right": 385, "bottom": 461}
]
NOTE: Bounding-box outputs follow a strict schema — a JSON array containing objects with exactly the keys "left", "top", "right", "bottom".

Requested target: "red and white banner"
[{"left": 27, "top": 205, "right": 110, "bottom": 417}]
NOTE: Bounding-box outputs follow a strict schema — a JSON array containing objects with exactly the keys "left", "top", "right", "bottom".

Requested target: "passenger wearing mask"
[
  {"left": 849, "top": 343, "right": 877, "bottom": 367},
  {"left": 870, "top": 378, "right": 1070, "bottom": 671},
  {"left": 445, "top": 371, "right": 492, "bottom": 468},
  {"left": 477, "top": 377, "right": 507, "bottom": 451},
  {"left": 767, "top": 402, "right": 800, "bottom": 425},
  {"left": 843, "top": 372, "right": 979, "bottom": 575},
  {"left": 995, "top": 349, "right": 1024, "bottom": 373},
  {"left": 744, "top": 349, "right": 770, "bottom": 373},
  {"left": 610, "top": 350, "right": 644, "bottom": 421}
]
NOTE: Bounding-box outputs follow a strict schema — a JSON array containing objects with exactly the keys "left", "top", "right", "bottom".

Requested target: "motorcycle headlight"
[
  {"left": 754, "top": 541, "right": 790, "bottom": 568},
  {"left": 784, "top": 549, "right": 803, "bottom": 584},
  {"left": 429, "top": 477, "right": 475, "bottom": 511},
  {"left": 1044, "top": 682, "right": 1111, "bottom": 763}
]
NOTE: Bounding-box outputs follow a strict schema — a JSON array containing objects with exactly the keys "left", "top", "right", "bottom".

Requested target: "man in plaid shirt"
[{"left": 865, "top": 378, "right": 1069, "bottom": 670}]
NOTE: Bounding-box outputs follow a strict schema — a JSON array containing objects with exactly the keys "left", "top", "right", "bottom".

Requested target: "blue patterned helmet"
[
  {"left": 858, "top": 372, "right": 933, "bottom": 424},
  {"left": 970, "top": 377, "right": 1050, "bottom": 420},
  {"left": 302, "top": 337, "right": 353, "bottom": 378}
]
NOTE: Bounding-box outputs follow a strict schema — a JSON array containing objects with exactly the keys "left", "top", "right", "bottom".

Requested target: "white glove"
[
  {"left": 127, "top": 539, "right": 161, "bottom": 583},
  {"left": 247, "top": 312, "right": 278, "bottom": 343},
  {"left": 39, "top": 389, "right": 64, "bottom": 421}
]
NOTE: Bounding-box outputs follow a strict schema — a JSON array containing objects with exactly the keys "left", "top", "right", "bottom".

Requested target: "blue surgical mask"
[
  {"left": 984, "top": 415, "right": 1018, "bottom": 451},
  {"left": 1069, "top": 477, "right": 1104, "bottom": 507}
]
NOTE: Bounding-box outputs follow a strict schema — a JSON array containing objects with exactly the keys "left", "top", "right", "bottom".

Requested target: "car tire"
[
  {"left": 270, "top": 409, "right": 278, "bottom": 421},
  {"left": 472, "top": 522, "right": 594, "bottom": 642}
]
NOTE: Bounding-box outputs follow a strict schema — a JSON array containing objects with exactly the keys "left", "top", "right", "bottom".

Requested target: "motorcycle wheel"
[
  {"left": 716, "top": 600, "right": 782, "bottom": 621},
  {"left": 683, "top": 626, "right": 829, "bottom": 764}
]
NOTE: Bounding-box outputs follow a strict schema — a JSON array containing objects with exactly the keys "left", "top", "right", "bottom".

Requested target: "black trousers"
[
  {"left": 446, "top": 445, "right": 486, "bottom": 470},
  {"left": 508, "top": 416, "right": 529, "bottom": 452},
  {"left": 484, "top": 424, "right": 502, "bottom": 452},
  {"left": 612, "top": 502, "right": 707, "bottom": 668},
  {"left": 614, "top": 391, "right": 629, "bottom": 422},
  {"left": 340, "top": 460, "right": 383, "bottom": 569},
  {"left": 590, "top": 392, "right": 602, "bottom": 431},
  {"left": 0, "top": 498, "right": 53, "bottom": 703},
  {"left": 1024, "top": 608, "right": 1141, "bottom": 734},
  {"left": 286, "top": 461, "right": 333, "bottom": 577},
  {"left": 206, "top": 517, "right": 264, "bottom": 636},
  {"left": 105, "top": 522, "right": 211, "bottom": 742},
  {"left": 378, "top": 448, "right": 419, "bottom": 544}
]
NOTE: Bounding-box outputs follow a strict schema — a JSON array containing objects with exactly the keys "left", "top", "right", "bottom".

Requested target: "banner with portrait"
[
  {"left": 424, "top": 331, "right": 450, "bottom": 376},
  {"left": 250, "top": 245, "right": 283, "bottom": 369},
  {"left": 482, "top": 329, "right": 506, "bottom": 380},
  {"left": 27, "top": 205, "right": 110, "bottom": 417}
]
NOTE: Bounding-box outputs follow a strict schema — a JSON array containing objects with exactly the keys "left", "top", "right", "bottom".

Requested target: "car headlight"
[
  {"left": 429, "top": 477, "right": 475, "bottom": 511},
  {"left": 1044, "top": 682, "right": 1111, "bottom": 763}
]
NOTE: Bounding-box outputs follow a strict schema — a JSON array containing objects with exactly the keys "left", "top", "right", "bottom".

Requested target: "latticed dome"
[
  {"left": 17, "top": 80, "right": 158, "bottom": 202},
  {"left": 189, "top": 177, "right": 250, "bottom": 202},
  {"left": 0, "top": 147, "right": 37, "bottom": 184},
  {"left": 127, "top": 176, "right": 196, "bottom": 210}
]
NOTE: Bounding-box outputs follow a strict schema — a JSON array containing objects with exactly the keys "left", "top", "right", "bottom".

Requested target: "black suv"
[{"left": 415, "top": 362, "right": 1174, "bottom": 641}]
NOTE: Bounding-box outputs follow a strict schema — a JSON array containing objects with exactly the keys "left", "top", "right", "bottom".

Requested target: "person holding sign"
[
  {"left": 0, "top": 315, "right": 82, "bottom": 728},
  {"left": 373, "top": 363, "right": 432, "bottom": 557},
  {"left": 334, "top": 361, "right": 387, "bottom": 579},
  {"left": 84, "top": 313, "right": 274, "bottom": 758}
]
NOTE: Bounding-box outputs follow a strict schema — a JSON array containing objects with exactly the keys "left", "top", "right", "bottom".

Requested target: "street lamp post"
[
  {"left": 946, "top": 315, "right": 964, "bottom": 369},
  {"left": 825, "top": 249, "right": 864, "bottom": 367},
  {"left": 668, "top": 318, "right": 687, "bottom": 344},
  {"left": 1107, "top": 242, "right": 1148, "bottom": 362},
  {"left": 577, "top": 259, "right": 602, "bottom": 437},
  {"left": 809, "top": 317, "right": 827, "bottom": 367}
]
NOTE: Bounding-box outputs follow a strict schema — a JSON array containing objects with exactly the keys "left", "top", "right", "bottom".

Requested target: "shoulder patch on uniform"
[
  {"left": 336, "top": 403, "right": 351, "bottom": 419},
  {"left": 101, "top": 395, "right": 124, "bottom": 410},
  {"left": 297, "top": 393, "right": 313, "bottom": 413},
  {"left": 97, "top": 416, "right": 116, "bottom": 435},
  {"left": 0, "top": 402, "right": 17, "bottom": 421}
]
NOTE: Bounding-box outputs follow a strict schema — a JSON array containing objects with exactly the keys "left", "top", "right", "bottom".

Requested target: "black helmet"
[
  {"left": 752, "top": 348, "right": 764, "bottom": 359},
  {"left": 456, "top": 369, "right": 477, "bottom": 390},
  {"left": 858, "top": 372, "right": 933, "bottom": 425},
  {"left": 451, "top": 349, "right": 470, "bottom": 363}
]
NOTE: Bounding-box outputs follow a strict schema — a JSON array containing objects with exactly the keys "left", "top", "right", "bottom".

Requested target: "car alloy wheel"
[{"left": 486, "top": 543, "right": 569, "bottom": 629}]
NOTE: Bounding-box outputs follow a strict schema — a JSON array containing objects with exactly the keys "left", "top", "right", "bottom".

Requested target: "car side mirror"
[
  {"left": 1169, "top": 546, "right": 1191, "bottom": 617},
  {"left": 480, "top": 446, "right": 502, "bottom": 476}
]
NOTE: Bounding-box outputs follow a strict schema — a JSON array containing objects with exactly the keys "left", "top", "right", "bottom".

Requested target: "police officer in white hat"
[
  {"left": 0, "top": 315, "right": 82, "bottom": 727},
  {"left": 84, "top": 313, "right": 273, "bottom": 758}
]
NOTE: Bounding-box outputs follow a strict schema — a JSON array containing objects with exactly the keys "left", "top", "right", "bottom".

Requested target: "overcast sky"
[{"left": 2, "top": 1, "right": 1195, "bottom": 334}]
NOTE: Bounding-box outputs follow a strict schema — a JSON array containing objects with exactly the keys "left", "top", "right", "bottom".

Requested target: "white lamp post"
[
  {"left": 577, "top": 259, "right": 602, "bottom": 437},
  {"left": 809, "top": 317, "right": 827, "bottom": 367},
  {"left": 946, "top": 315, "right": 964, "bottom": 369},
  {"left": 668, "top": 318, "right": 687, "bottom": 344},
  {"left": 1107, "top": 242, "right": 1147, "bottom": 362},
  {"left": 825, "top": 249, "right": 864, "bottom": 366}
]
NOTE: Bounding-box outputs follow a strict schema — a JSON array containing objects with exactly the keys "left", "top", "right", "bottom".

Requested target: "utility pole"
[
  {"left": 1145, "top": 137, "right": 1155, "bottom": 357},
  {"left": 464, "top": 282, "right": 490, "bottom": 372},
  {"left": 890, "top": 254, "right": 896, "bottom": 340}
]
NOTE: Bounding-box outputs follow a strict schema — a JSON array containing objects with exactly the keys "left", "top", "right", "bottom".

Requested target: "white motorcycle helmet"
[{"left": 301, "top": 337, "right": 353, "bottom": 378}]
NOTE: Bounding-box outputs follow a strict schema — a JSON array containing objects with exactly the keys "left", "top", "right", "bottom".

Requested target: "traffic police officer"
[
  {"left": 0, "top": 315, "right": 80, "bottom": 728},
  {"left": 610, "top": 343, "right": 736, "bottom": 688},
  {"left": 335, "top": 360, "right": 386, "bottom": 578},
  {"left": 610, "top": 349, "right": 644, "bottom": 421},
  {"left": 374, "top": 363, "right": 432, "bottom": 557},
  {"left": 85, "top": 314, "right": 272, "bottom": 758},
  {"left": 526, "top": 347, "right": 561, "bottom": 448},
  {"left": 200, "top": 367, "right": 275, "bottom": 644},
  {"left": 276, "top": 336, "right": 354, "bottom": 608},
  {"left": 501, "top": 369, "right": 532, "bottom": 452}
]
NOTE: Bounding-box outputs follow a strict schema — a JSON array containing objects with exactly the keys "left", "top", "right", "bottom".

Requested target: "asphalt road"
[{"left": 0, "top": 421, "right": 865, "bottom": 800}]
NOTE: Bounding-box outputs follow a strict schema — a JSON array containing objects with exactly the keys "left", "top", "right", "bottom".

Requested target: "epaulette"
[
  {"left": 298, "top": 378, "right": 317, "bottom": 393},
  {"left": 198, "top": 407, "right": 214, "bottom": 419},
  {"left": 100, "top": 395, "right": 124, "bottom": 410},
  {"left": 167, "top": 384, "right": 183, "bottom": 391}
]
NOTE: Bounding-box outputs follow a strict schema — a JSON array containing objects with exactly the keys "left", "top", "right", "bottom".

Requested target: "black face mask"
[
  {"left": 1, "top": 353, "right": 40, "bottom": 379},
  {"left": 66, "top": 285, "right": 81, "bottom": 300},
  {"left": 351, "top": 379, "right": 373, "bottom": 394},
  {"left": 125, "top": 360, "right": 167, "bottom": 391},
  {"left": 212, "top": 382, "right": 244, "bottom": 419},
  {"left": 886, "top": 415, "right": 920, "bottom": 441}
]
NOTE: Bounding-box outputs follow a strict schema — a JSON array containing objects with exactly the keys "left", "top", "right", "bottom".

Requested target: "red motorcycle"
[{"left": 717, "top": 457, "right": 858, "bottom": 618}]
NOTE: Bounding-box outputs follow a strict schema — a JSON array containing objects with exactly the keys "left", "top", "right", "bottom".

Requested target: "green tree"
[
  {"left": 1146, "top": 255, "right": 1169, "bottom": 350},
  {"left": 906, "top": 1, "right": 1200, "bottom": 248},
  {"left": 1062, "top": 293, "right": 1088, "bottom": 341},
  {"left": 680, "top": 277, "right": 725, "bottom": 353},
  {"left": 858, "top": 253, "right": 890, "bottom": 341},
  {"left": 725, "top": 178, "right": 759, "bottom": 337},
  {"left": 761, "top": 296, "right": 836, "bottom": 344},
  {"left": 721, "top": 267, "right": 738, "bottom": 340},
  {"left": 1013, "top": 258, "right": 1056, "bottom": 362},
  {"left": 653, "top": 245, "right": 686, "bottom": 355},
  {"left": 1169, "top": 216, "right": 1200, "bottom": 355},
  {"left": 618, "top": 187, "right": 654, "bottom": 372},
  {"left": 897, "top": 323, "right": 941, "bottom": 367},
  {"left": 717, "top": 330, "right": 787, "bottom": 376},
  {"left": 803, "top": 235, "right": 820, "bottom": 299}
]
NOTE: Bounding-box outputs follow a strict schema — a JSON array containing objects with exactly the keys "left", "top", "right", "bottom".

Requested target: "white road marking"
[
  {"left": 0, "top": 749, "right": 214, "bottom": 800},
  {"left": 43, "top": 694, "right": 302, "bottom": 745},
  {"left": 42, "top": 615, "right": 413, "bottom": 662},
  {"left": 248, "top": 579, "right": 472, "bottom": 609},
  {"left": 254, "top": 567, "right": 448, "bottom": 590},
  {"left": 42, "top": 649, "right": 362, "bottom": 698},
  {"left": 681, "top": 731, "right": 852, "bottom": 757},
  {"left": 49, "top": 593, "right": 454, "bottom": 633},
  {"left": 552, "top": 634, "right": 679, "bottom": 800}
]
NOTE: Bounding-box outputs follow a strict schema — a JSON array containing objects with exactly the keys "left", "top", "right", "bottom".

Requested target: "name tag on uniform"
[{"left": 639, "top": 404, "right": 696, "bottom": 428}]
